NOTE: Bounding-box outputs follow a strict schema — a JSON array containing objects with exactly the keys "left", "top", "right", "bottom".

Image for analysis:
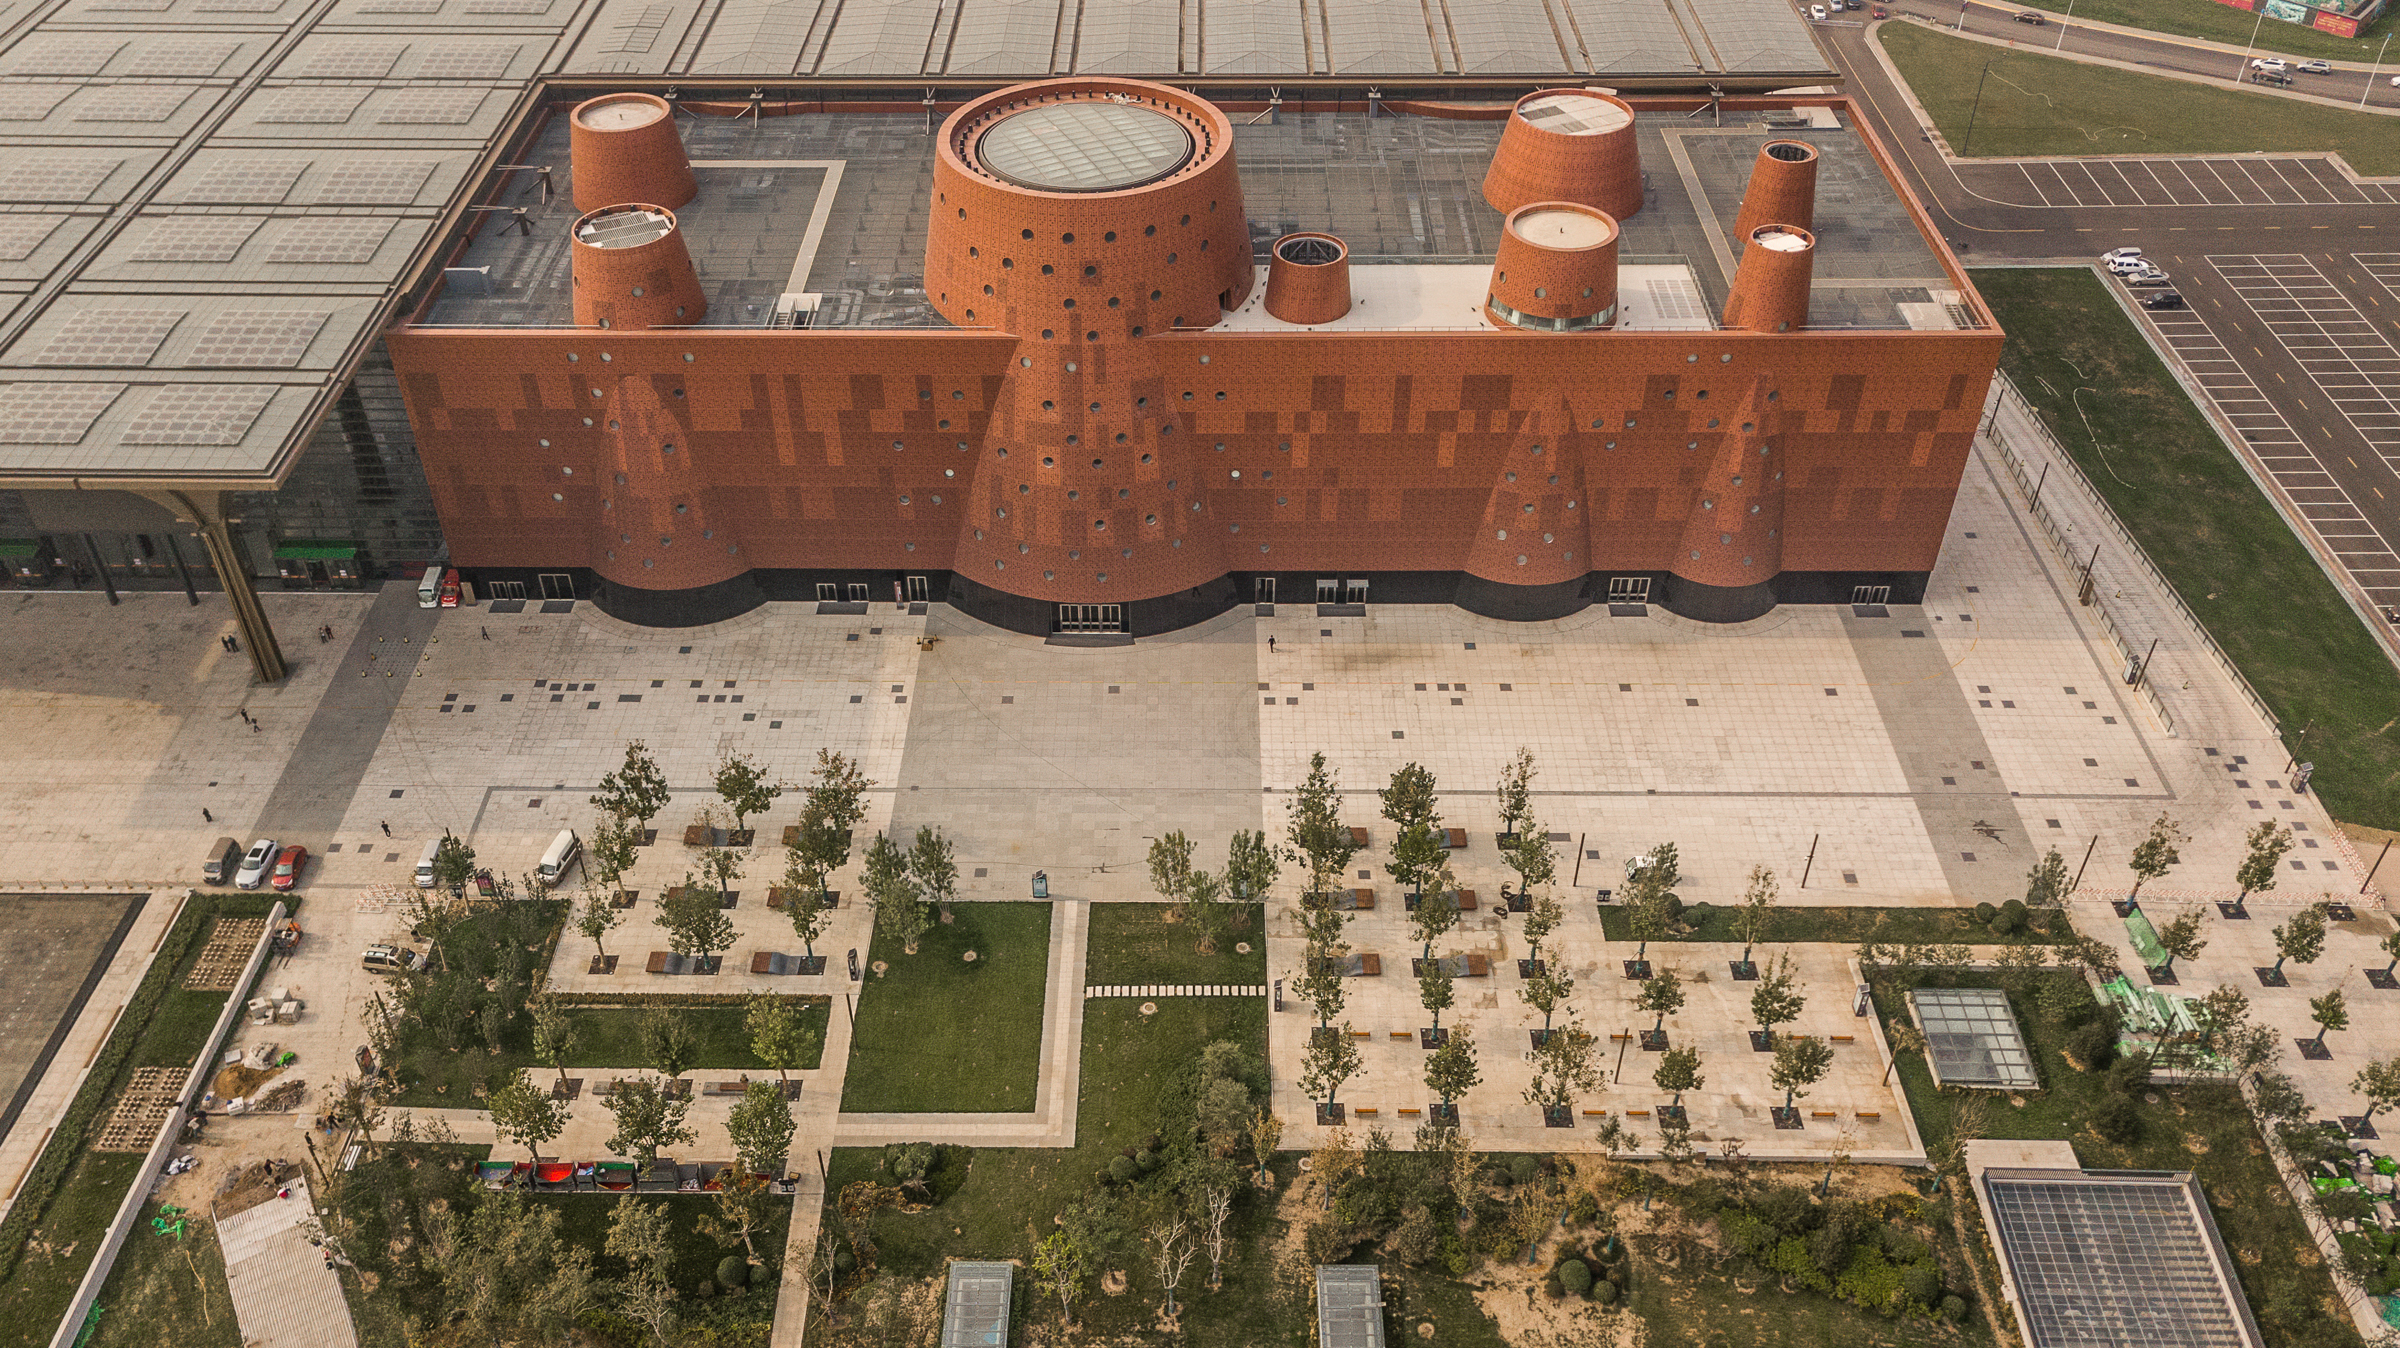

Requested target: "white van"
[
  {"left": 536, "top": 829, "right": 581, "bottom": 887},
  {"left": 415, "top": 837, "right": 442, "bottom": 888}
]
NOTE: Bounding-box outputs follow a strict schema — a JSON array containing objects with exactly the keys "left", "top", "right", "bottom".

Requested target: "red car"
[{"left": 270, "top": 844, "right": 309, "bottom": 891}]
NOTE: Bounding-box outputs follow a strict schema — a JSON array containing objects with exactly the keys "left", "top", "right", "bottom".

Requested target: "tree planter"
[
  {"left": 1638, "top": 1030, "right": 1668, "bottom": 1052},
  {"left": 2325, "top": 903, "right": 2356, "bottom": 922},
  {"left": 1428, "top": 1103, "right": 1458, "bottom": 1127},
  {"left": 1657, "top": 1104, "right": 1686, "bottom": 1125},
  {"left": 1312, "top": 1025, "right": 1341, "bottom": 1046},
  {"left": 1621, "top": 960, "right": 1652, "bottom": 980},
  {"left": 612, "top": 890, "right": 639, "bottom": 908},
  {"left": 2144, "top": 964, "right": 2178, "bottom": 986},
  {"left": 2111, "top": 899, "right": 2140, "bottom": 918},
  {"left": 2368, "top": 967, "right": 2399, "bottom": 991},
  {"left": 588, "top": 954, "right": 619, "bottom": 975},
  {"left": 2342, "top": 1115, "right": 2379, "bottom": 1139},
  {"left": 1315, "top": 1103, "right": 1346, "bottom": 1126},
  {"left": 2254, "top": 966, "right": 2290, "bottom": 988},
  {"left": 2216, "top": 902, "right": 2250, "bottom": 920},
  {"left": 1541, "top": 1105, "right": 1573, "bottom": 1128},
  {"left": 1529, "top": 1029, "right": 1552, "bottom": 1050},
  {"left": 1419, "top": 1027, "right": 1448, "bottom": 1049},
  {"left": 1748, "top": 1031, "right": 1774, "bottom": 1053},
  {"left": 1729, "top": 960, "right": 1758, "bottom": 981},
  {"left": 2296, "top": 1038, "right": 2333, "bottom": 1061},
  {"left": 1770, "top": 1107, "right": 1803, "bottom": 1130},
  {"left": 1517, "top": 959, "right": 1546, "bottom": 979}
]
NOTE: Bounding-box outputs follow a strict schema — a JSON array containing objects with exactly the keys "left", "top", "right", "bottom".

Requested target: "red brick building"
[{"left": 389, "top": 79, "right": 2001, "bottom": 635}]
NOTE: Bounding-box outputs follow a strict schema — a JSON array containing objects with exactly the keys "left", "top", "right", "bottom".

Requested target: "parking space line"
[{"left": 2015, "top": 162, "right": 2056, "bottom": 207}]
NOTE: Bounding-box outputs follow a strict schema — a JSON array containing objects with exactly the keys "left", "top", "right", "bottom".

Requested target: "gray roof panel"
[
  {"left": 1201, "top": 0, "right": 1306, "bottom": 75},
  {"left": 1070, "top": 0, "right": 1183, "bottom": 73},
  {"left": 944, "top": 0, "right": 1063, "bottom": 75},
  {"left": 1321, "top": 0, "right": 1439, "bottom": 73}
]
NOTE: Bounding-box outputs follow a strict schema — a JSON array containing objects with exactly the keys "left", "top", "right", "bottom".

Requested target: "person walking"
[
  {"left": 1267, "top": 636, "right": 1276, "bottom": 654},
  {"left": 202, "top": 807, "right": 213, "bottom": 824},
  {"left": 380, "top": 821, "right": 391, "bottom": 837}
]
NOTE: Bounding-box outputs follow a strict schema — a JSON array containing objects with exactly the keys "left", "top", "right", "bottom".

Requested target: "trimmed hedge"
[
  {"left": 0, "top": 896, "right": 213, "bottom": 1284},
  {"left": 552, "top": 992, "right": 831, "bottom": 1009}
]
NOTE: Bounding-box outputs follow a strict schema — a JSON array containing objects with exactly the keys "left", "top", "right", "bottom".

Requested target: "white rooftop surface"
[{"left": 1216, "top": 262, "right": 1713, "bottom": 332}]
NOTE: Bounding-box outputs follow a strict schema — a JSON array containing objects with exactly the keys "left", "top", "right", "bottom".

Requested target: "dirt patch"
[
  {"left": 210, "top": 1063, "right": 281, "bottom": 1100},
  {"left": 2184, "top": 1132, "right": 2211, "bottom": 1155},
  {"left": 214, "top": 1154, "right": 304, "bottom": 1222}
]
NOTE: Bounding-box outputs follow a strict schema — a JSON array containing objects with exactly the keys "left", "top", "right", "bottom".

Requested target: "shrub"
[
  {"left": 1567, "top": 1191, "right": 1600, "bottom": 1226},
  {"left": 1506, "top": 1154, "right": 1541, "bottom": 1186},
  {"left": 1719, "top": 1208, "right": 1774, "bottom": 1258},
  {"left": 1941, "top": 1294, "right": 1968, "bottom": 1323},
  {"left": 1997, "top": 898, "right": 2030, "bottom": 934},
  {"left": 883, "top": 1141, "right": 937, "bottom": 1186},
  {"left": 2106, "top": 1050, "right": 2153, "bottom": 1096},
  {"left": 1901, "top": 1260, "right": 1941, "bottom": 1307},
  {"left": 1542, "top": 1273, "right": 1565, "bottom": 1300},
  {"left": 1685, "top": 902, "right": 1713, "bottom": 928},
  {"left": 1663, "top": 895, "right": 1685, "bottom": 922},
  {"left": 1106, "top": 1154, "right": 1139, "bottom": 1183},
  {"left": 1558, "top": 1259, "right": 1593, "bottom": 1297},
  {"left": 1972, "top": 902, "right": 1997, "bottom": 925},
  {"left": 1880, "top": 1228, "right": 1929, "bottom": 1264},
  {"left": 1768, "top": 1236, "right": 1831, "bottom": 1293},
  {"left": 2092, "top": 1094, "right": 2143, "bottom": 1145},
  {"left": 1440, "top": 1231, "right": 1473, "bottom": 1278},
  {"left": 1303, "top": 1218, "right": 1352, "bottom": 1265},
  {"left": 717, "top": 1256, "right": 749, "bottom": 1289},
  {"left": 2064, "top": 1019, "right": 2118, "bottom": 1071},
  {"left": 1754, "top": 1183, "right": 1820, "bottom": 1236},
  {"left": 1835, "top": 1245, "right": 1906, "bottom": 1314},
  {"left": 1387, "top": 1206, "right": 1439, "bottom": 1266},
  {"left": 694, "top": 1279, "right": 716, "bottom": 1299},
  {"left": 1595, "top": 1279, "right": 1619, "bottom": 1306}
]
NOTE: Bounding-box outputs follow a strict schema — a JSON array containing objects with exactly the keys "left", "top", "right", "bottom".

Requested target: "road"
[{"left": 1817, "top": 13, "right": 2400, "bottom": 616}]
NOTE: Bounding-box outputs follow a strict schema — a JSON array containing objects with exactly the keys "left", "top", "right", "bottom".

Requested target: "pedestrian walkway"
[
  {"left": 1085, "top": 983, "right": 1267, "bottom": 998},
  {"left": 218, "top": 1174, "right": 357, "bottom": 1348}
]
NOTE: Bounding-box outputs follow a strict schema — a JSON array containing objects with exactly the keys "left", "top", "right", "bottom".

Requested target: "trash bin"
[{"left": 1031, "top": 870, "right": 1048, "bottom": 899}]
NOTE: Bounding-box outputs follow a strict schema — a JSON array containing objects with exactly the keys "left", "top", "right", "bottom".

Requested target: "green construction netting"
[{"left": 2123, "top": 910, "right": 2167, "bottom": 968}]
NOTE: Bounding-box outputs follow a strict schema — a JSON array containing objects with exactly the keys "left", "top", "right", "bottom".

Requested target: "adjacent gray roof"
[
  {"left": 1980, "top": 1169, "right": 2266, "bottom": 1348},
  {"left": 1316, "top": 1265, "right": 1386, "bottom": 1348},
  {"left": 940, "top": 1261, "right": 1012, "bottom": 1348}
]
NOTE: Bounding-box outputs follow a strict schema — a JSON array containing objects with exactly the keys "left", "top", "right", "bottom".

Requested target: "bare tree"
[
  {"left": 1147, "top": 1210, "right": 1200, "bottom": 1319},
  {"left": 1202, "top": 1184, "right": 1233, "bottom": 1289}
]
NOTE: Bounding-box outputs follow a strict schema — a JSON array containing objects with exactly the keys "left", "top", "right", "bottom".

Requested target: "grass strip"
[
  {"left": 1881, "top": 22, "right": 2400, "bottom": 174},
  {"left": 2017, "top": 0, "right": 2390, "bottom": 62},
  {"left": 385, "top": 1001, "right": 829, "bottom": 1108},
  {"left": 1972, "top": 268, "right": 2400, "bottom": 829},
  {"left": 1083, "top": 902, "right": 1267, "bottom": 986},
  {"left": 1598, "top": 903, "right": 2069, "bottom": 945},
  {"left": 841, "top": 902, "right": 1052, "bottom": 1113}
]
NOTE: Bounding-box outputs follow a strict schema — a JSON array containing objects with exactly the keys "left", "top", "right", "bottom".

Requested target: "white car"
[
  {"left": 234, "top": 837, "right": 280, "bottom": 890},
  {"left": 2124, "top": 266, "right": 2172, "bottom": 287},
  {"left": 2297, "top": 59, "right": 2331, "bottom": 74},
  {"left": 2250, "top": 57, "right": 2287, "bottom": 72},
  {"left": 1809, "top": 4, "right": 1827, "bottom": 18},
  {"left": 2101, "top": 247, "right": 2144, "bottom": 265},
  {"left": 2106, "top": 254, "right": 2154, "bottom": 275}
]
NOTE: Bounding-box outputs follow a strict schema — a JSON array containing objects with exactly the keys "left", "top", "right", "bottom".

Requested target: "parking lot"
[
  {"left": 2212, "top": 254, "right": 2400, "bottom": 464},
  {"left": 1954, "top": 155, "right": 2400, "bottom": 209}
]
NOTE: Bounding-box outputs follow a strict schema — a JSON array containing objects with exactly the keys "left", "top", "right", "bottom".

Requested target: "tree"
[
  {"left": 604, "top": 1077, "right": 695, "bottom": 1165},
  {"left": 1496, "top": 748, "right": 1537, "bottom": 840},
  {"left": 576, "top": 886, "right": 623, "bottom": 958},
  {"left": 2305, "top": 988, "right": 2348, "bottom": 1054},
  {"left": 1735, "top": 865, "right": 1778, "bottom": 964},
  {"left": 1749, "top": 952, "right": 1803, "bottom": 1044},
  {"left": 1031, "top": 1227, "right": 1093, "bottom": 1325},
  {"left": 1771, "top": 1034, "right": 1834, "bottom": 1111},
  {"left": 1520, "top": 964, "right": 1574, "bottom": 1035},
  {"left": 700, "top": 837, "right": 745, "bottom": 901},
  {"left": 1502, "top": 824, "right": 1556, "bottom": 912},
  {"left": 657, "top": 872, "right": 736, "bottom": 969},
  {"left": 1625, "top": 855, "right": 1681, "bottom": 964},
  {"left": 1380, "top": 761, "right": 1441, "bottom": 835},
  {"left": 605, "top": 1192, "right": 676, "bottom": 1286},
  {"left": 1224, "top": 828, "right": 1279, "bottom": 903},
  {"left": 1418, "top": 952, "right": 1455, "bottom": 1034},
  {"left": 530, "top": 994, "right": 577, "bottom": 1087},
  {"left": 642, "top": 1005, "right": 699, "bottom": 1084},
  {"left": 589, "top": 813, "right": 642, "bottom": 892},
  {"left": 911, "top": 824, "right": 958, "bottom": 919},
  {"left": 1300, "top": 1022, "right": 1363, "bottom": 1110},
  {"left": 713, "top": 751, "right": 780, "bottom": 835},
  {"left": 1388, "top": 821, "right": 1447, "bottom": 901},
  {"left": 2024, "top": 846, "right": 2069, "bottom": 908},
  {"left": 432, "top": 832, "right": 478, "bottom": 898},
  {"left": 2351, "top": 1058, "right": 2400, "bottom": 1128},
  {"left": 1247, "top": 1107, "right": 1283, "bottom": 1181},
  {"left": 1294, "top": 948, "right": 1348, "bottom": 1030},
  {"left": 1522, "top": 888, "right": 1563, "bottom": 969},
  {"left": 745, "top": 991, "right": 819, "bottom": 1087},
  {"left": 2154, "top": 907, "right": 2207, "bottom": 978},
  {"left": 1201, "top": 1180, "right": 1235, "bottom": 1289},
  {"left": 2380, "top": 926, "right": 2400, "bottom": 981},
  {"left": 1424, "top": 1025, "right": 1480, "bottom": 1115},
  {"left": 2126, "top": 813, "right": 2186, "bottom": 902},
  {"left": 592, "top": 740, "right": 672, "bottom": 833},
  {"left": 435, "top": 1190, "right": 598, "bottom": 1346},
  {"left": 1148, "top": 830, "right": 1196, "bottom": 904},
  {"left": 1146, "top": 1208, "right": 1200, "bottom": 1320},
  {"left": 699, "top": 1166, "right": 779, "bottom": 1267},
  {"left": 1183, "top": 870, "right": 1229, "bottom": 954},
  {"left": 781, "top": 844, "right": 834, "bottom": 960},
  {"left": 1638, "top": 967, "right": 1685, "bottom": 1033},
  {"left": 487, "top": 1068, "right": 568, "bottom": 1164},
  {"left": 790, "top": 748, "right": 872, "bottom": 903},
  {"left": 1654, "top": 1044, "right": 1703, "bottom": 1107},
  {"left": 1408, "top": 878, "right": 1460, "bottom": 960},
  {"left": 2235, "top": 822, "right": 2294, "bottom": 903},
  {"left": 725, "top": 1080, "right": 797, "bottom": 1177},
  {"left": 864, "top": 832, "right": 931, "bottom": 955},
  {"left": 331, "top": 1074, "right": 385, "bottom": 1157},
  {"left": 2270, "top": 904, "right": 2327, "bottom": 977},
  {"left": 1523, "top": 1021, "right": 1600, "bottom": 1118},
  {"left": 1285, "top": 752, "right": 1358, "bottom": 901}
]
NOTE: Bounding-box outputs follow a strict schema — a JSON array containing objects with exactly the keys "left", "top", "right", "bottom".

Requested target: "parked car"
[
  {"left": 1870, "top": 4, "right": 1886, "bottom": 15},
  {"left": 2125, "top": 268, "right": 2173, "bottom": 287},
  {"left": 361, "top": 943, "right": 427, "bottom": 975},
  {"left": 270, "top": 844, "right": 309, "bottom": 891},
  {"left": 2012, "top": 9, "right": 2044, "bottom": 22},
  {"left": 235, "top": 837, "right": 279, "bottom": 890},
  {"left": 2106, "top": 254, "right": 2154, "bottom": 274},
  {"left": 2251, "top": 69, "right": 2293, "bottom": 87},
  {"left": 2102, "top": 246, "right": 2144, "bottom": 265},
  {"left": 2142, "top": 291, "right": 2187, "bottom": 310},
  {"left": 2297, "top": 59, "right": 2331, "bottom": 74},
  {"left": 1809, "top": 4, "right": 1827, "bottom": 18}
]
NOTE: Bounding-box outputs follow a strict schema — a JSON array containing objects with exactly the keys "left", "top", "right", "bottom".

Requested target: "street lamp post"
[
  {"left": 1962, "top": 58, "right": 1997, "bottom": 154},
  {"left": 2054, "top": 0, "right": 2075, "bottom": 50},
  {"left": 2365, "top": 31, "right": 2393, "bottom": 109},
  {"left": 2235, "top": 4, "right": 2266, "bottom": 81}
]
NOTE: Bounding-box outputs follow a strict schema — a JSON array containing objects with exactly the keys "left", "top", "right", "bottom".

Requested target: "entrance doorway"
[
  {"left": 1254, "top": 577, "right": 1276, "bottom": 604},
  {"left": 538, "top": 573, "right": 575, "bottom": 600},
  {"left": 904, "top": 575, "right": 929, "bottom": 603},
  {"left": 486, "top": 580, "right": 528, "bottom": 600},
  {"left": 1851, "top": 584, "right": 1890, "bottom": 605},
  {"left": 1057, "top": 604, "right": 1123, "bottom": 633},
  {"left": 1607, "top": 577, "right": 1651, "bottom": 603}
]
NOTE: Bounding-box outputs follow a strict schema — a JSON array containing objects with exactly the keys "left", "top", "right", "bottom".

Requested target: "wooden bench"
[
  {"left": 1390, "top": 1030, "right": 1413, "bottom": 1039},
  {"left": 1341, "top": 888, "right": 1376, "bottom": 911},
  {"left": 1348, "top": 826, "right": 1369, "bottom": 848},
  {"left": 1855, "top": 1110, "right": 1881, "bottom": 1120},
  {"left": 1609, "top": 1032, "right": 1634, "bottom": 1042},
  {"left": 1830, "top": 1034, "right": 1856, "bottom": 1043},
  {"left": 645, "top": 951, "right": 673, "bottom": 974},
  {"left": 1397, "top": 1107, "right": 1422, "bottom": 1117},
  {"left": 1455, "top": 889, "right": 1478, "bottom": 911},
  {"left": 1582, "top": 1109, "right": 1609, "bottom": 1117},
  {"left": 1811, "top": 1110, "right": 1838, "bottom": 1118},
  {"left": 1442, "top": 827, "right": 1468, "bottom": 850},
  {"left": 1347, "top": 953, "right": 1382, "bottom": 977},
  {"left": 703, "top": 1080, "right": 751, "bottom": 1097},
  {"left": 1353, "top": 1107, "right": 1378, "bottom": 1117},
  {"left": 1350, "top": 1029, "right": 1372, "bottom": 1039},
  {"left": 1625, "top": 1109, "right": 1651, "bottom": 1117}
]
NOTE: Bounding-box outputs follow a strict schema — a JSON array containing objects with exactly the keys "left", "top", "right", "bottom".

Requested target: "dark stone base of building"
[{"left": 482, "top": 565, "right": 1932, "bottom": 635}]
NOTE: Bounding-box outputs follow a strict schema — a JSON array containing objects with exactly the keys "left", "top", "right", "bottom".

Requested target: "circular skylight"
[{"left": 976, "top": 101, "right": 1195, "bottom": 193}]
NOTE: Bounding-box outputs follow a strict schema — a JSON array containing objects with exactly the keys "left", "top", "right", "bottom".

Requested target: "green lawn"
[
  {"left": 387, "top": 1000, "right": 829, "bottom": 1108},
  {"left": 1085, "top": 902, "right": 1268, "bottom": 986},
  {"left": 1973, "top": 268, "right": 2400, "bottom": 830},
  {"left": 841, "top": 902, "right": 1052, "bottom": 1113},
  {"left": 0, "top": 1154, "right": 145, "bottom": 1348},
  {"left": 1877, "top": 971, "right": 2352, "bottom": 1348},
  {"left": 2032, "top": 0, "right": 2389, "bottom": 60},
  {"left": 1598, "top": 903, "right": 2067, "bottom": 946},
  {"left": 84, "top": 1196, "right": 240, "bottom": 1348},
  {"left": 1622, "top": 1220, "right": 1995, "bottom": 1348},
  {"left": 1881, "top": 22, "right": 2400, "bottom": 174}
]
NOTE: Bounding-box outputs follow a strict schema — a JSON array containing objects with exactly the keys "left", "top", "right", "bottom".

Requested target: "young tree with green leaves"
[
  {"left": 2379, "top": 927, "right": 2400, "bottom": 982},
  {"left": 641, "top": 1005, "right": 698, "bottom": 1084},
  {"left": 1183, "top": 869, "right": 1228, "bottom": 954},
  {"left": 1495, "top": 748, "right": 1537, "bottom": 841},
  {"left": 864, "top": 832, "right": 931, "bottom": 955},
  {"left": 576, "top": 886, "right": 622, "bottom": 960},
  {"left": 1771, "top": 1034, "right": 1834, "bottom": 1112},
  {"left": 1031, "top": 1226, "right": 1094, "bottom": 1326},
  {"left": 1523, "top": 1022, "right": 1600, "bottom": 1120},
  {"left": 1294, "top": 950, "right": 1348, "bottom": 1031},
  {"left": 436, "top": 1191, "right": 598, "bottom": 1346},
  {"left": 486, "top": 1068, "right": 569, "bottom": 1164},
  {"left": 432, "top": 832, "right": 478, "bottom": 898},
  {"left": 1735, "top": 865, "right": 1777, "bottom": 966},
  {"left": 1625, "top": 869, "right": 1679, "bottom": 966},
  {"left": 1224, "top": 828, "right": 1278, "bottom": 903},
  {"left": 1521, "top": 888, "right": 1563, "bottom": 971},
  {"left": 592, "top": 740, "right": 673, "bottom": 834},
  {"left": 781, "top": 844, "right": 834, "bottom": 962},
  {"left": 2025, "top": 846, "right": 2070, "bottom": 908},
  {"left": 1408, "top": 877, "right": 1460, "bottom": 961},
  {"left": 701, "top": 1166, "right": 780, "bottom": 1266},
  {"left": 530, "top": 994, "right": 576, "bottom": 1087},
  {"left": 1285, "top": 752, "right": 1358, "bottom": 902},
  {"left": 1300, "top": 1022, "right": 1363, "bottom": 1114},
  {"left": 2154, "top": 907, "right": 2207, "bottom": 978},
  {"left": 1418, "top": 952, "right": 1454, "bottom": 1036},
  {"left": 1380, "top": 761, "right": 1440, "bottom": 835},
  {"left": 2305, "top": 988, "right": 2348, "bottom": 1055},
  {"left": 700, "top": 838, "right": 744, "bottom": 901},
  {"left": 1520, "top": 964, "right": 1573, "bottom": 1035},
  {"left": 603, "top": 1077, "right": 695, "bottom": 1166},
  {"left": 2269, "top": 904, "right": 2328, "bottom": 979},
  {"left": 658, "top": 871, "right": 736, "bottom": 970},
  {"left": 725, "top": 1081, "right": 797, "bottom": 1176},
  {"left": 1425, "top": 1024, "right": 1479, "bottom": 1117},
  {"left": 2350, "top": 1057, "right": 2400, "bottom": 1129},
  {"left": 2126, "top": 813, "right": 2186, "bottom": 902},
  {"left": 1639, "top": 967, "right": 1685, "bottom": 1034},
  {"left": 712, "top": 751, "right": 780, "bottom": 836},
  {"left": 1148, "top": 830, "right": 1195, "bottom": 904},
  {"left": 911, "top": 824, "right": 958, "bottom": 918},
  {"left": 2235, "top": 822, "right": 2293, "bottom": 904},
  {"left": 791, "top": 749, "right": 872, "bottom": 897},
  {"left": 1749, "top": 953, "right": 1802, "bottom": 1045},
  {"left": 1654, "top": 1045, "right": 1703, "bottom": 1108},
  {"left": 589, "top": 813, "right": 641, "bottom": 893},
  {"left": 1502, "top": 824, "right": 1556, "bottom": 912},
  {"left": 744, "top": 990, "right": 819, "bottom": 1087}
]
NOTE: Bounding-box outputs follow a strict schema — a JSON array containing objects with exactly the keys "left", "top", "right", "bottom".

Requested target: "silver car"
[{"left": 234, "top": 837, "right": 280, "bottom": 890}]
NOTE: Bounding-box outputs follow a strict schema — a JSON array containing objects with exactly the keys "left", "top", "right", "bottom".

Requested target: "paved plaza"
[{"left": 0, "top": 403, "right": 2396, "bottom": 1341}]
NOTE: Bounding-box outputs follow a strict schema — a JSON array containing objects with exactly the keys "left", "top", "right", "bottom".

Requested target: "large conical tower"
[{"left": 1666, "top": 380, "right": 1785, "bottom": 620}]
